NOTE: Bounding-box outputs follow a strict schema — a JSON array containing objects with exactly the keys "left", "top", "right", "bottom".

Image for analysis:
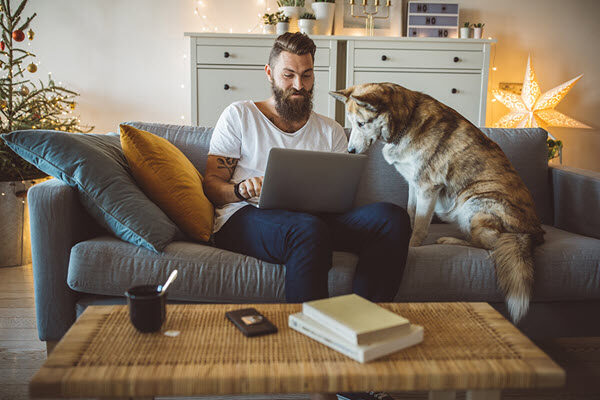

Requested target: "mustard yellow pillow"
[{"left": 120, "top": 124, "right": 214, "bottom": 242}]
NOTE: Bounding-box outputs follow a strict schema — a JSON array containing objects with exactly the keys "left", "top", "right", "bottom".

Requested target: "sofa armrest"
[
  {"left": 551, "top": 165, "right": 600, "bottom": 239},
  {"left": 28, "top": 179, "right": 104, "bottom": 341}
]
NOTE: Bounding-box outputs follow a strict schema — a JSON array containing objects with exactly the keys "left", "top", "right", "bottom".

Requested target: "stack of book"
[{"left": 288, "top": 294, "right": 423, "bottom": 363}]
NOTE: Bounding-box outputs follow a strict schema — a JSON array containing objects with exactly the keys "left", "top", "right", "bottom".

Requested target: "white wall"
[{"left": 29, "top": 0, "right": 600, "bottom": 171}]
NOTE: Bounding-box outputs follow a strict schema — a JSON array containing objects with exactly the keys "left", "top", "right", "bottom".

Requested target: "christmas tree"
[{"left": 0, "top": 0, "right": 92, "bottom": 181}]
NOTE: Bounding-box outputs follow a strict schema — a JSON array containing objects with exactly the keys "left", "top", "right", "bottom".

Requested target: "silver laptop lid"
[{"left": 258, "top": 148, "right": 367, "bottom": 213}]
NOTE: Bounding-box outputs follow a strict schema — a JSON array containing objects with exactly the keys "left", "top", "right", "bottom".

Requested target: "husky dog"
[{"left": 330, "top": 82, "right": 544, "bottom": 323}]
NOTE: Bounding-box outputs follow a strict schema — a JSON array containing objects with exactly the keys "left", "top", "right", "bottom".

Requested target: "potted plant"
[
  {"left": 473, "top": 23, "right": 485, "bottom": 39},
  {"left": 277, "top": 0, "right": 305, "bottom": 19},
  {"left": 548, "top": 139, "right": 563, "bottom": 163},
  {"left": 298, "top": 12, "right": 316, "bottom": 35},
  {"left": 460, "top": 21, "right": 471, "bottom": 39},
  {"left": 312, "top": 0, "right": 335, "bottom": 35},
  {"left": 275, "top": 11, "right": 290, "bottom": 35},
  {"left": 262, "top": 12, "right": 277, "bottom": 34}
]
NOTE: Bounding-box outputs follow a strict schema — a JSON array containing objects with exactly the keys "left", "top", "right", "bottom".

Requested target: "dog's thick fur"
[{"left": 331, "top": 83, "right": 545, "bottom": 323}]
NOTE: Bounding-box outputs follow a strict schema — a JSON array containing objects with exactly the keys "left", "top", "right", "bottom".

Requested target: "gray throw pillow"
[{"left": 2, "top": 130, "right": 181, "bottom": 252}]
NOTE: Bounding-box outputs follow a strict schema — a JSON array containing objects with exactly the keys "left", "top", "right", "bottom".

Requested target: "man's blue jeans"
[{"left": 214, "top": 202, "right": 411, "bottom": 302}]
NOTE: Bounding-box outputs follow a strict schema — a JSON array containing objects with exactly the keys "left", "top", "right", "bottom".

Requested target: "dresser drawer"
[
  {"left": 353, "top": 71, "right": 482, "bottom": 125},
  {"left": 197, "top": 45, "right": 331, "bottom": 67},
  {"left": 353, "top": 49, "right": 483, "bottom": 70},
  {"left": 196, "top": 69, "right": 331, "bottom": 126}
]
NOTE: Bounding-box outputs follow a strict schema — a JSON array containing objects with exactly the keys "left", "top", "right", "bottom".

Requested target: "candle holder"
[{"left": 349, "top": 0, "right": 391, "bottom": 36}]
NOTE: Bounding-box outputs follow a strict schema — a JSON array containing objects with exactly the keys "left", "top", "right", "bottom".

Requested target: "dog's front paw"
[
  {"left": 409, "top": 235, "right": 423, "bottom": 247},
  {"left": 436, "top": 236, "right": 470, "bottom": 246}
]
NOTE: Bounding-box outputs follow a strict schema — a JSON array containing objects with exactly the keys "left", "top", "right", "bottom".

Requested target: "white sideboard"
[
  {"left": 185, "top": 33, "right": 495, "bottom": 128},
  {"left": 187, "top": 33, "right": 339, "bottom": 127},
  {"left": 346, "top": 38, "right": 493, "bottom": 126}
]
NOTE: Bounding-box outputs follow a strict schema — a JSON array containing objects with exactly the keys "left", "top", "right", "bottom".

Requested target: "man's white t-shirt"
[{"left": 208, "top": 100, "right": 348, "bottom": 232}]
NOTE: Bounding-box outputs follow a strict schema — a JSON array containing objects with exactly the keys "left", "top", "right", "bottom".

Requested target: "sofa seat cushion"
[
  {"left": 67, "top": 224, "right": 600, "bottom": 303},
  {"left": 394, "top": 224, "right": 600, "bottom": 302},
  {"left": 67, "top": 237, "right": 358, "bottom": 302}
]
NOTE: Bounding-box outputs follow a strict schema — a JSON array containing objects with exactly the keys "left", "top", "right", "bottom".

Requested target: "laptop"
[{"left": 258, "top": 148, "right": 367, "bottom": 213}]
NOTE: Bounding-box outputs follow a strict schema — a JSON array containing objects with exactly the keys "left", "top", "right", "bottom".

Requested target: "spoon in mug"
[{"left": 160, "top": 269, "right": 178, "bottom": 294}]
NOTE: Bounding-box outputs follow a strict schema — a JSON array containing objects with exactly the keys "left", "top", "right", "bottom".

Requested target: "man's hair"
[{"left": 268, "top": 32, "right": 316, "bottom": 67}]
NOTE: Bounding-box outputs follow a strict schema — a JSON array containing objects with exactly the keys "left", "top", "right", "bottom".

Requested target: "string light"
[{"left": 192, "top": 0, "right": 274, "bottom": 33}]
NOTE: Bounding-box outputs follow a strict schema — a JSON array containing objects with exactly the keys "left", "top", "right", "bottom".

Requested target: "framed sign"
[
  {"left": 333, "top": 0, "right": 403, "bottom": 36},
  {"left": 406, "top": 1, "right": 459, "bottom": 38}
]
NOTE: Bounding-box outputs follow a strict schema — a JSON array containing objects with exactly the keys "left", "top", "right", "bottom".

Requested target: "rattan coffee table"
[{"left": 30, "top": 303, "right": 564, "bottom": 399}]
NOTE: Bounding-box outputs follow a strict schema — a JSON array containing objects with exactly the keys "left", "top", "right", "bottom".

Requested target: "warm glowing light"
[{"left": 493, "top": 54, "right": 591, "bottom": 130}]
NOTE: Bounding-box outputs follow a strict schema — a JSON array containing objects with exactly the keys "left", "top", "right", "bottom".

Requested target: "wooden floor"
[{"left": 1, "top": 263, "right": 599, "bottom": 400}]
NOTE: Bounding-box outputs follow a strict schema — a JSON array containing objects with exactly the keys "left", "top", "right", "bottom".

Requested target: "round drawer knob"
[
  {"left": 451, "top": 88, "right": 458, "bottom": 94},
  {"left": 453, "top": 56, "right": 460, "bottom": 62},
  {"left": 224, "top": 51, "right": 230, "bottom": 58},
  {"left": 381, "top": 55, "right": 388, "bottom": 61},
  {"left": 224, "top": 84, "right": 230, "bottom": 90}
]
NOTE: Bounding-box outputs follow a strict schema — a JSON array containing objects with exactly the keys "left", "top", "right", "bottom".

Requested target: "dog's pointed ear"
[
  {"left": 350, "top": 94, "right": 380, "bottom": 112},
  {"left": 329, "top": 89, "right": 352, "bottom": 103}
]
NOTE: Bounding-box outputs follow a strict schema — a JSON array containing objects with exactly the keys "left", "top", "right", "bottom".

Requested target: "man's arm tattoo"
[{"left": 216, "top": 157, "right": 238, "bottom": 177}]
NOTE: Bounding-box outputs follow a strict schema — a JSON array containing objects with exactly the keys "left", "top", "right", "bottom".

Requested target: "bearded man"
[{"left": 204, "top": 32, "right": 411, "bottom": 306}]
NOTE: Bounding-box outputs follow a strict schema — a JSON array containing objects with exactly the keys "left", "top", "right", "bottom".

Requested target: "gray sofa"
[{"left": 28, "top": 122, "right": 600, "bottom": 346}]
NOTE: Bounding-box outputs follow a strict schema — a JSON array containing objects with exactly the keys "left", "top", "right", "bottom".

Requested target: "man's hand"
[{"left": 238, "top": 176, "right": 264, "bottom": 199}]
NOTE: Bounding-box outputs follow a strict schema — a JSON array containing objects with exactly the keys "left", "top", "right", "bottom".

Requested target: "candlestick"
[{"left": 350, "top": 0, "right": 391, "bottom": 36}]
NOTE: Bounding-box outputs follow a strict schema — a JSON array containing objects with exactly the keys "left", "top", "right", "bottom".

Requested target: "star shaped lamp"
[{"left": 492, "top": 55, "right": 591, "bottom": 136}]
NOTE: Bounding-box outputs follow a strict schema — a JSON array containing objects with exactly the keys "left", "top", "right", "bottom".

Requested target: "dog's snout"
[{"left": 348, "top": 148, "right": 356, "bottom": 154}]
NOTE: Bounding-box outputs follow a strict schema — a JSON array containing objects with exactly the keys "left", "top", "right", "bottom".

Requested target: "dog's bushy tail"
[{"left": 492, "top": 233, "right": 535, "bottom": 323}]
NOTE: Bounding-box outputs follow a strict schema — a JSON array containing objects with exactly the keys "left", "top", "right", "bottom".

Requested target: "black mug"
[{"left": 125, "top": 284, "right": 166, "bottom": 333}]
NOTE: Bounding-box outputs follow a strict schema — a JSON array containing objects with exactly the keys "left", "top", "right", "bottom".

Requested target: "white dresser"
[
  {"left": 346, "top": 37, "right": 493, "bottom": 127},
  {"left": 186, "top": 33, "right": 339, "bottom": 127},
  {"left": 186, "top": 33, "right": 494, "bottom": 127}
]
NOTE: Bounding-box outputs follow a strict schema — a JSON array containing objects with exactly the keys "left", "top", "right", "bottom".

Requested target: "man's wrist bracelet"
[{"left": 233, "top": 181, "right": 246, "bottom": 201}]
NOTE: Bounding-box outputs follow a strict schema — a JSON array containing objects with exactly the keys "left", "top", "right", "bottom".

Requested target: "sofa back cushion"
[
  {"left": 479, "top": 127, "right": 551, "bottom": 224},
  {"left": 123, "top": 122, "right": 551, "bottom": 224}
]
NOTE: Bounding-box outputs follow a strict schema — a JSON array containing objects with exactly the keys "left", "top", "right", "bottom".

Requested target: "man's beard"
[{"left": 271, "top": 81, "right": 314, "bottom": 123}]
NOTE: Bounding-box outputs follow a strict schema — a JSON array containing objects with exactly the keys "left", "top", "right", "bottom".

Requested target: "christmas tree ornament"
[
  {"left": 493, "top": 55, "right": 591, "bottom": 132},
  {"left": 0, "top": 41, "right": 4, "bottom": 51},
  {"left": 0, "top": 100, "right": 7, "bottom": 109},
  {"left": 27, "top": 62, "right": 37, "bottom": 73},
  {"left": 70, "top": 102, "right": 76, "bottom": 110},
  {"left": 28, "top": 28, "right": 34, "bottom": 40},
  {"left": 12, "top": 29, "right": 25, "bottom": 42},
  {"left": 20, "top": 86, "right": 30, "bottom": 96}
]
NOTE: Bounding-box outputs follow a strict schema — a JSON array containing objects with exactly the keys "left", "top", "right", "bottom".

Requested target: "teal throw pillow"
[{"left": 1, "top": 130, "right": 181, "bottom": 252}]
